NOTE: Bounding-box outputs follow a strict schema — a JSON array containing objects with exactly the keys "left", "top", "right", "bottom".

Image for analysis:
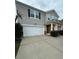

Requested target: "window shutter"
[
  {"left": 48, "top": 18, "right": 50, "bottom": 20},
  {"left": 39, "top": 13, "right": 41, "bottom": 19},
  {"left": 28, "top": 9, "right": 30, "bottom": 17}
]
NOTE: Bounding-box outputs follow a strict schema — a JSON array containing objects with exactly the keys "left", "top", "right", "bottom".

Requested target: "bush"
[
  {"left": 51, "top": 31, "right": 59, "bottom": 37},
  {"left": 15, "top": 23, "right": 23, "bottom": 40},
  {"left": 59, "top": 30, "right": 63, "bottom": 35}
]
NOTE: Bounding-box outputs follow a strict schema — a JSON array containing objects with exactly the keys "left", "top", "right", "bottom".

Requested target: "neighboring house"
[{"left": 16, "top": 1, "right": 63, "bottom": 37}]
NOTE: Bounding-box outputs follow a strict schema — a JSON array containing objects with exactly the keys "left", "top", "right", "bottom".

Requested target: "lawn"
[{"left": 15, "top": 40, "right": 21, "bottom": 57}]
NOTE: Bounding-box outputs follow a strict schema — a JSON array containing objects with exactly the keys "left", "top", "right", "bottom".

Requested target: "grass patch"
[{"left": 15, "top": 41, "right": 21, "bottom": 57}]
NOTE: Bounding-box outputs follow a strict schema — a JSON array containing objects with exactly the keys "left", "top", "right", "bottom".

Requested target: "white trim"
[{"left": 21, "top": 24, "right": 44, "bottom": 27}]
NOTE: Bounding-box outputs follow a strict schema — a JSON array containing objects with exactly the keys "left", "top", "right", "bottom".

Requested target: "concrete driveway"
[{"left": 16, "top": 35, "right": 63, "bottom": 59}]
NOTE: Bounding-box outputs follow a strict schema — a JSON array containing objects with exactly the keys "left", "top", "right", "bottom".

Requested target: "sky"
[{"left": 17, "top": 0, "right": 63, "bottom": 20}]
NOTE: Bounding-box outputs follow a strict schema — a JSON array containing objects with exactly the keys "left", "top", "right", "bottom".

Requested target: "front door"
[{"left": 46, "top": 24, "right": 51, "bottom": 33}]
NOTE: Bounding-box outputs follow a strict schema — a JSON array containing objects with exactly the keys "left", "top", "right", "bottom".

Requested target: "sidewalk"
[{"left": 16, "top": 35, "right": 63, "bottom": 59}]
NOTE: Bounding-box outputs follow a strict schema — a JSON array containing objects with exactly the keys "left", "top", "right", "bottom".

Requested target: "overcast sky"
[{"left": 17, "top": 0, "right": 63, "bottom": 20}]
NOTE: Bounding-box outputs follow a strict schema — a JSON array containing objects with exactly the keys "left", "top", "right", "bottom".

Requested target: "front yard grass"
[{"left": 15, "top": 41, "right": 21, "bottom": 57}]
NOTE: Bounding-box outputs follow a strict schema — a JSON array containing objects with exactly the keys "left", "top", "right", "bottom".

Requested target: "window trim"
[{"left": 28, "top": 8, "right": 41, "bottom": 20}]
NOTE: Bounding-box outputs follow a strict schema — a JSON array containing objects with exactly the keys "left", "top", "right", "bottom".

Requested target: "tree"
[{"left": 15, "top": 10, "right": 22, "bottom": 22}]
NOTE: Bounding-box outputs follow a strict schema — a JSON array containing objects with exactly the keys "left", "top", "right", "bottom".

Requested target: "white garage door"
[{"left": 22, "top": 24, "right": 44, "bottom": 37}]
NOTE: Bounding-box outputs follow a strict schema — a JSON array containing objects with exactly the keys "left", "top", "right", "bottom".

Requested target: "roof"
[
  {"left": 46, "top": 19, "right": 63, "bottom": 25},
  {"left": 16, "top": 0, "right": 45, "bottom": 13},
  {"left": 16, "top": 0, "right": 59, "bottom": 17},
  {"left": 46, "top": 10, "right": 59, "bottom": 18}
]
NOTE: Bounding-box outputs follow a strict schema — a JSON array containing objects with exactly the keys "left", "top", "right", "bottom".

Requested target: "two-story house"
[{"left": 16, "top": 1, "right": 63, "bottom": 37}]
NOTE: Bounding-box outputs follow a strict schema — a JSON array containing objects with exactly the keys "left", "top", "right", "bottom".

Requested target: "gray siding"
[{"left": 16, "top": 2, "right": 45, "bottom": 25}]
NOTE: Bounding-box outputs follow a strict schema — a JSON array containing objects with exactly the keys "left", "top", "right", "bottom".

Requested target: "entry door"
[{"left": 46, "top": 24, "right": 51, "bottom": 33}]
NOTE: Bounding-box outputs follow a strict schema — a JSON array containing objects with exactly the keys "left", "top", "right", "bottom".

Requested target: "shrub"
[
  {"left": 51, "top": 31, "right": 59, "bottom": 37},
  {"left": 59, "top": 30, "right": 63, "bottom": 35},
  {"left": 15, "top": 23, "right": 23, "bottom": 40}
]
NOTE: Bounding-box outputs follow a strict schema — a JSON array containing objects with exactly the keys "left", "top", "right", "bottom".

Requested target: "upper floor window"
[
  {"left": 36, "top": 11, "right": 39, "bottom": 18},
  {"left": 51, "top": 16, "right": 55, "bottom": 19},
  {"left": 28, "top": 9, "right": 41, "bottom": 19},
  {"left": 48, "top": 18, "right": 50, "bottom": 20},
  {"left": 30, "top": 9, "right": 34, "bottom": 17},
  {"left": 47, "top": 16, "right": 58, "bottom": 20}
]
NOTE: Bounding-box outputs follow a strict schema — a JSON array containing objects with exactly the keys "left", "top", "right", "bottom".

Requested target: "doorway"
[{"left": 46, "top": 24, "right": 51, "bottom": 33}]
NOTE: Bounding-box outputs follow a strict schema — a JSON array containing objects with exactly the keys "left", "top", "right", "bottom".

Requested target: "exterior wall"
[
  {"left": 61, "top": 25, "right": 63, "bottom": 30},
  {"left": 52, "top": 23, "right": 58, "bottom": 31},
  {"left": 15, "top": 1, "right": 63, "bottom": 36},
  {"left": 45, "top": 12, "right": 59, "bottom": 25},
  {"left": 46, "top": 11, "right": 58, "bottom": 17},
  {"left": 50, "top": 23, "right": 63, "bottom": 31},
  {"left": 54, "top": 24, "right": 63, "bottom": 31},
  {"left": 16, "top": 1, "right": 45, "bottom": 25}
]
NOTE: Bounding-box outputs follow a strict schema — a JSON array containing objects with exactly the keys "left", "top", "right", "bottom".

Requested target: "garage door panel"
[{"left": 23, "top": 25, "right": 44, "bottom": 36}]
